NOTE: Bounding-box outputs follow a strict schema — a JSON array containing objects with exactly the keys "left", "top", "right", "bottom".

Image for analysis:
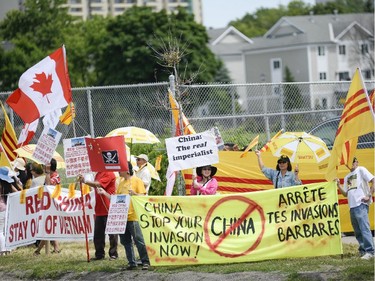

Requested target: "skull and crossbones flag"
[{"left": 85, "top": 136, "right": 128, "bottom": 172}]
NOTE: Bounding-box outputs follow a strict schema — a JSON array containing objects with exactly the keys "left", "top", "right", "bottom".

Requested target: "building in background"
[
  {"left": 0, "top": 0, "right": 202, "bottom": 23},
  {"left": 208, "top": 13, "right": 374, "bottom": 111}
]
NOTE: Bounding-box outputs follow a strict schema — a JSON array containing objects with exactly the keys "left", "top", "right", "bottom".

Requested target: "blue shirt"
[{"left": 262, "top": 167, "right": 302, "bottom": 188}]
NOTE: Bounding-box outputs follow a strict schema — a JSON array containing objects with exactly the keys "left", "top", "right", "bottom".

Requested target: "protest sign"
[
  {"left": 5, "top": 186, "right": 95, "bottom": 249},
  {"left": 132, "top": 182, "right": 342, "bottom": 266},
  {"left": 165, "top": 130, "right": 219, "bottom": 172},
  {"left": 85, "top": 136, "right": 128, "bottom": 172},
  {"left": 105, "top": 194, "right": 130, "bottom": 234},
  {"left": 210, "top": 127, "right": 224, "bottom": 150},
  {"left": 63, "top": 137, "right": 91, "bottom": 178},
  {"left": 32, "top": 127, "right": 62, "bottom": 164}
]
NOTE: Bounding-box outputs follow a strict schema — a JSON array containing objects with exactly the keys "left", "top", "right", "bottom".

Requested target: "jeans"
[
  {"left": 120, "top": 221, "right": 150, "bottom": 266},
  {"left": 350, "top": 204, "right": 374, "bottom": 255},
  {"left": 93, "top": 215, "right": 118, "bottom": 258}
]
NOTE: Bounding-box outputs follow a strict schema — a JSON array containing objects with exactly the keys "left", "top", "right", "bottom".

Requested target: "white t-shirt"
[{"left": 343, "top": 166, "right": 373, "bottom": 209}]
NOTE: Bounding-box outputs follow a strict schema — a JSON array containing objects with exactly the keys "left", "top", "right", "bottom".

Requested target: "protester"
[
  {"left": 97, "top": 162, "right": 150, "bottom": 270},
  {"left": 0, "top": 167, "right": 18, "bottom": 255},
  {"left": 29, "top": 163, "right": 46, "bottom": 189},
  {"left": 336, "top": 157, "right": 374, "bottom": 260},
  {"left": 23, "top": 162, "right": 33, "bottom": 189},
  {"left": 135, "top": 154, "right": 152, "bottom": 195},
  {"left": 191, "top": 165, "right": 218, "bottom": 195},
  {"left": 255, "top": 150, "right": 302, "bottom": 188},
  {"left": 34, "top": 158, "right": 61, "bottom": 256},
  {"left": 11, "top": 158, "right": 28, "bottom": 188},
  {"left": 78, "top": 171, "right": 118, "bottom": 261}
]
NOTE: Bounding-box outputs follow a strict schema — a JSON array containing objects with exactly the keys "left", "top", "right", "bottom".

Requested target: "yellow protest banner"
[{"left": 132, "top": 182, "right": 342, "bottom": 266}]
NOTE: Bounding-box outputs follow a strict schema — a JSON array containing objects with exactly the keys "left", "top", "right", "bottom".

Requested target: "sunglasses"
[{"left": 278, "top": 161, "right": 287, "bottom": 164}]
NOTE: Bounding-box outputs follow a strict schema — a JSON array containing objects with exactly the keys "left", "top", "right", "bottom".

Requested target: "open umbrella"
[
  {"left": 269, "top": 132, "right": 330, "bottom": 164},
  {"left": 14, "top": 144, "right": 66, "bottom": 169},
  {"left": 106, "top": 126, "right": 160, "bottom": 144},
  {"left": 130, "top": 155, "right": 160, "bottom": 181}
]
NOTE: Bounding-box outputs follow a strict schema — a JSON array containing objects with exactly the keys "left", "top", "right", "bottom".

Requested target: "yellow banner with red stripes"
[{"left": 132, "top": 182, "right": 342, "bottom": 266}]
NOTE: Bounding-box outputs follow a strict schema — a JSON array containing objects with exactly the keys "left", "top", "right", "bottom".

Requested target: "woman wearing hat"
[
  {"left": 255, "top": 150, "right": 302, "bottom": 188},
  {"left": 191, "top": 165, "right": 218, "bottom": 195},
  {"left": 0, "top": 167, "right": 18, "bottom": 255}
]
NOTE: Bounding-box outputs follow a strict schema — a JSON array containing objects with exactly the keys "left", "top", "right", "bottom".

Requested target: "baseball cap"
[{"left": 136, "top": 154, "right": 149, "bottom": 162}]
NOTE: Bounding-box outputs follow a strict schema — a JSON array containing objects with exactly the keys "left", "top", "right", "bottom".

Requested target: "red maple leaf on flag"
[{"left": 30, "top": 72, "right": 53, "bottom": 103}]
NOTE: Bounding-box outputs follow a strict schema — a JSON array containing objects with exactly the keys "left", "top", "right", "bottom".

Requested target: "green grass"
[{"left": 0, "top": 242, "right": 373, "bottom": 280}]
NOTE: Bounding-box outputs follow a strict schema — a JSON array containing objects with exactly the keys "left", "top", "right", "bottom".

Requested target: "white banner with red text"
[{"left": 5, "top": 186, "right": 95, "bottom": 249}]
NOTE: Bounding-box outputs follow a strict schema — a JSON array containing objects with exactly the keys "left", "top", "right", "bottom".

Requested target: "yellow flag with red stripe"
[
  {"left": 0, "top": 102, "right": 18, "bottom": 162},
  {"left": 240, "top": 135, "right": 259, "bottom": 158},
  {"left": 260, "top": 129, "right": 284, "bottom": 152},
  {"left": 155, "top": 154, "right": 162, "bottom": 171},
  {"left": 59, "top": 102, "right": 75, "bottom": 125},
  {"left": 325, "top": 68, "right": 375, "bottom": 181}
]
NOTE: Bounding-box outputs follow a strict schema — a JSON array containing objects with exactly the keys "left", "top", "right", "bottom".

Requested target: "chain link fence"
[{"left": 0, "top": 80, "right": 374, "bottom": 149}]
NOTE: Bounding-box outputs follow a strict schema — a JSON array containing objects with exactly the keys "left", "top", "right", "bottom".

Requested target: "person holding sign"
[
  {"left": 0, "top": 167, "right": 18, "bottom": 256},
  {"left": 97, "top": 162, "right": 151, "bottom": 270},
  {"left": 336, "top": 157, "right": 374, "bottom": 260},
  {"left": 191, "top": 165, "right": 218, "bottom": 195},
  {"left": 255, "top": 151, "right": 302, "bottom": 188},
  {"left": 135, "top": 154, "right": 152, "bottom": 195},
  {"left": 78, "top": 171, "right": 118, "bottom": 261}
]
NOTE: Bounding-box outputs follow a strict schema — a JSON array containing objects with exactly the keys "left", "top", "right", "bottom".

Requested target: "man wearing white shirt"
[{"left": 135, "top": 154, "right": 151, "bottom": 195}]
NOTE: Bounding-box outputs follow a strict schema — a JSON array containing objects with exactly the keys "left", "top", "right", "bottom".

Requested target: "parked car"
[{"left": 309, "top": 117, "right": 374, "bottom": 149}]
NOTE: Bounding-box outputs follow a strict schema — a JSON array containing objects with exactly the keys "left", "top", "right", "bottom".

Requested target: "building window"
[
  {"left": 91, "top": 7, "right": 103, "bottom": 11},
  {"left": 338, "top": 45, "right": 346, "bottom": 55},
  {"left": 338, "top": 72, "right": 350, "bottom": 81},
  {"left": 363, "top": 69, "right": 371, "bottom": 79},
  {"left": 319, "top": 72, "right": 327, "bottom": 80},
  {"left": 273, "top": 60, "right": 280, "bottom": 69},
  {"left": 70, "top": 7, "right": 82, "bottom": 12},
  {"left": 91, "top": 0, "right": 102, "bottom": 3},
  {"left": 318, "top": 46, "right": 325, "bottom": 56},
  {"left": 114, "top": 0, "right": 124, "bottom": 3},
  {"left": 69, "top": 0, "right": 81, "bottom": 3},
  {"left": 361, "top": 43, "right": 369, "bottom": 54}
]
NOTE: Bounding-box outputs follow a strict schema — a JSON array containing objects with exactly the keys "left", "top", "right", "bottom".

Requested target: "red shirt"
[{"left": 94, "top": 172, "right": 116, "bottom": 216}]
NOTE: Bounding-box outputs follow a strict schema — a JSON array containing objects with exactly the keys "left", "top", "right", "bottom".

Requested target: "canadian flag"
[
  {"left": 17, "top": 119, "right": 39, "bottom": 147},
  {"left": 6, "top": 46, "right": 72, "bottom": 123}
]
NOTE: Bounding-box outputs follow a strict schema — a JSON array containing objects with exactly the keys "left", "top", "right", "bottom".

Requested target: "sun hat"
[
  {"left": 278, "top": 155, "right": 290, "bottom": 163},
  {"left": 12, "top": 158, "right": 26, "bottom": 171},
  {"left": 196, "top": 165, "right": 217, "bottom": 177},
  {"left": 136, "top": 154, "right": 149, "bottom": 162},
  {"left": 0, "top": 167, "right": 14, "bottom": 183}
]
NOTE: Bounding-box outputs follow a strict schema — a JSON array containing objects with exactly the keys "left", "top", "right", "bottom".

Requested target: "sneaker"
[
  {"left": 109, "top": 256, "right": 118, "bottom": 261},
  {"left": 142, "top": 264, "right": 150, "bottom": 270},
  {"left": 361, "top": 253, "right": 374, "bottom": 260},
  {"left": 125, "top": 265, "right": 138, "bottom": 270},
  {"left": 90, "top": 256, "right": 105, "bottom": 261}
]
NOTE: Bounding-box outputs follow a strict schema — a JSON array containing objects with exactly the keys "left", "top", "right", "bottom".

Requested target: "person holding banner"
[
  {"left": 0, "top": 167, "right": 18, "bottom": 255},
  {"left": 336, "top": 157, "right": 374, "bottom": 260},
  {"left": 97, "top": 162, "right": 150, "bottom": 270},
  {"left": 33, "top": 159, "right": 61, "bottom": 256},
  {"left": 191, "top": 165, "right": 218, "bottom": 195},
  {"left": 78, "top": 171, "right": 118, "bottom": 261},
  {"left": 135, "top": 154, "right": 152, "bottom": 195},
  {"left": 255, "top": 151, "right": 302, "bottom": 188}
]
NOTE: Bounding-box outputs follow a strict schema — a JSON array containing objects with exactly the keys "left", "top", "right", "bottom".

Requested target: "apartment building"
[{"left": 0, "top": 0, "right": 202, "bottom": 23}]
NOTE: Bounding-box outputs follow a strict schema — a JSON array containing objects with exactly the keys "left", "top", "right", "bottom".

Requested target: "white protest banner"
[
  {"left": 5, "top": 186, "right": 95, "bottom": 249},
  {"left": 105, "top": 194, "right": 130, "bottom": 234},
  {"left": 63, "top": 136, "right": 91, "bottom": 178},
  {"left": 32, "top": 127, "right": 62, "bottom": 164},
  {"left": 210, "top": 126, "right": 224, "bottom": 150},
  {"left": 165, "top": 130, "right": 219, "bottom": 172}
]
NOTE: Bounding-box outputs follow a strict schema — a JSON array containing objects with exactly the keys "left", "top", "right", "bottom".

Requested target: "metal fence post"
[{"left": 86, "top": 89, "right": 95, "bottom": 137}]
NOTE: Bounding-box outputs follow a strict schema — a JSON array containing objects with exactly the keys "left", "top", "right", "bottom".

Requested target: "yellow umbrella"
[
  {"left": 131, "top": 155, "right": 160, "bottom": 181},
  {"left": 106, "top": 126, "right": 160, "bottom": 144},
  {"left": 269, "top": 132, "right": 330, "bottom": 164},
  {"left": 14, "top": 144, "right": 66, "bottom": 169}
]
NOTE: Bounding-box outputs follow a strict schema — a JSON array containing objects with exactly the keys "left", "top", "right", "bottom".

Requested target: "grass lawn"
[{"left": 0, "top": 241, "right": 374, "bottom": 280}]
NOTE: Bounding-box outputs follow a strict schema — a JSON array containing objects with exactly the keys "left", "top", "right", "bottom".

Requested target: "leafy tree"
[
  {"left": 95, "top": 7, "right": 220, "bottom": 85},
  {"left": 0, "top": 0, "right": 76, "bottom": 90}
]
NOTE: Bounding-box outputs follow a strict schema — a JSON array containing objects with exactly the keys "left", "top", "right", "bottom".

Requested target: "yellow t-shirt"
[{"left": 116, "top": 176, "right": 146, "bottom": 221}]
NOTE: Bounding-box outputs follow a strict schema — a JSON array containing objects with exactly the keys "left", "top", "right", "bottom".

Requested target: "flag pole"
[{"left": 79, "top": 181, "right": 90, "bottom": 262}]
